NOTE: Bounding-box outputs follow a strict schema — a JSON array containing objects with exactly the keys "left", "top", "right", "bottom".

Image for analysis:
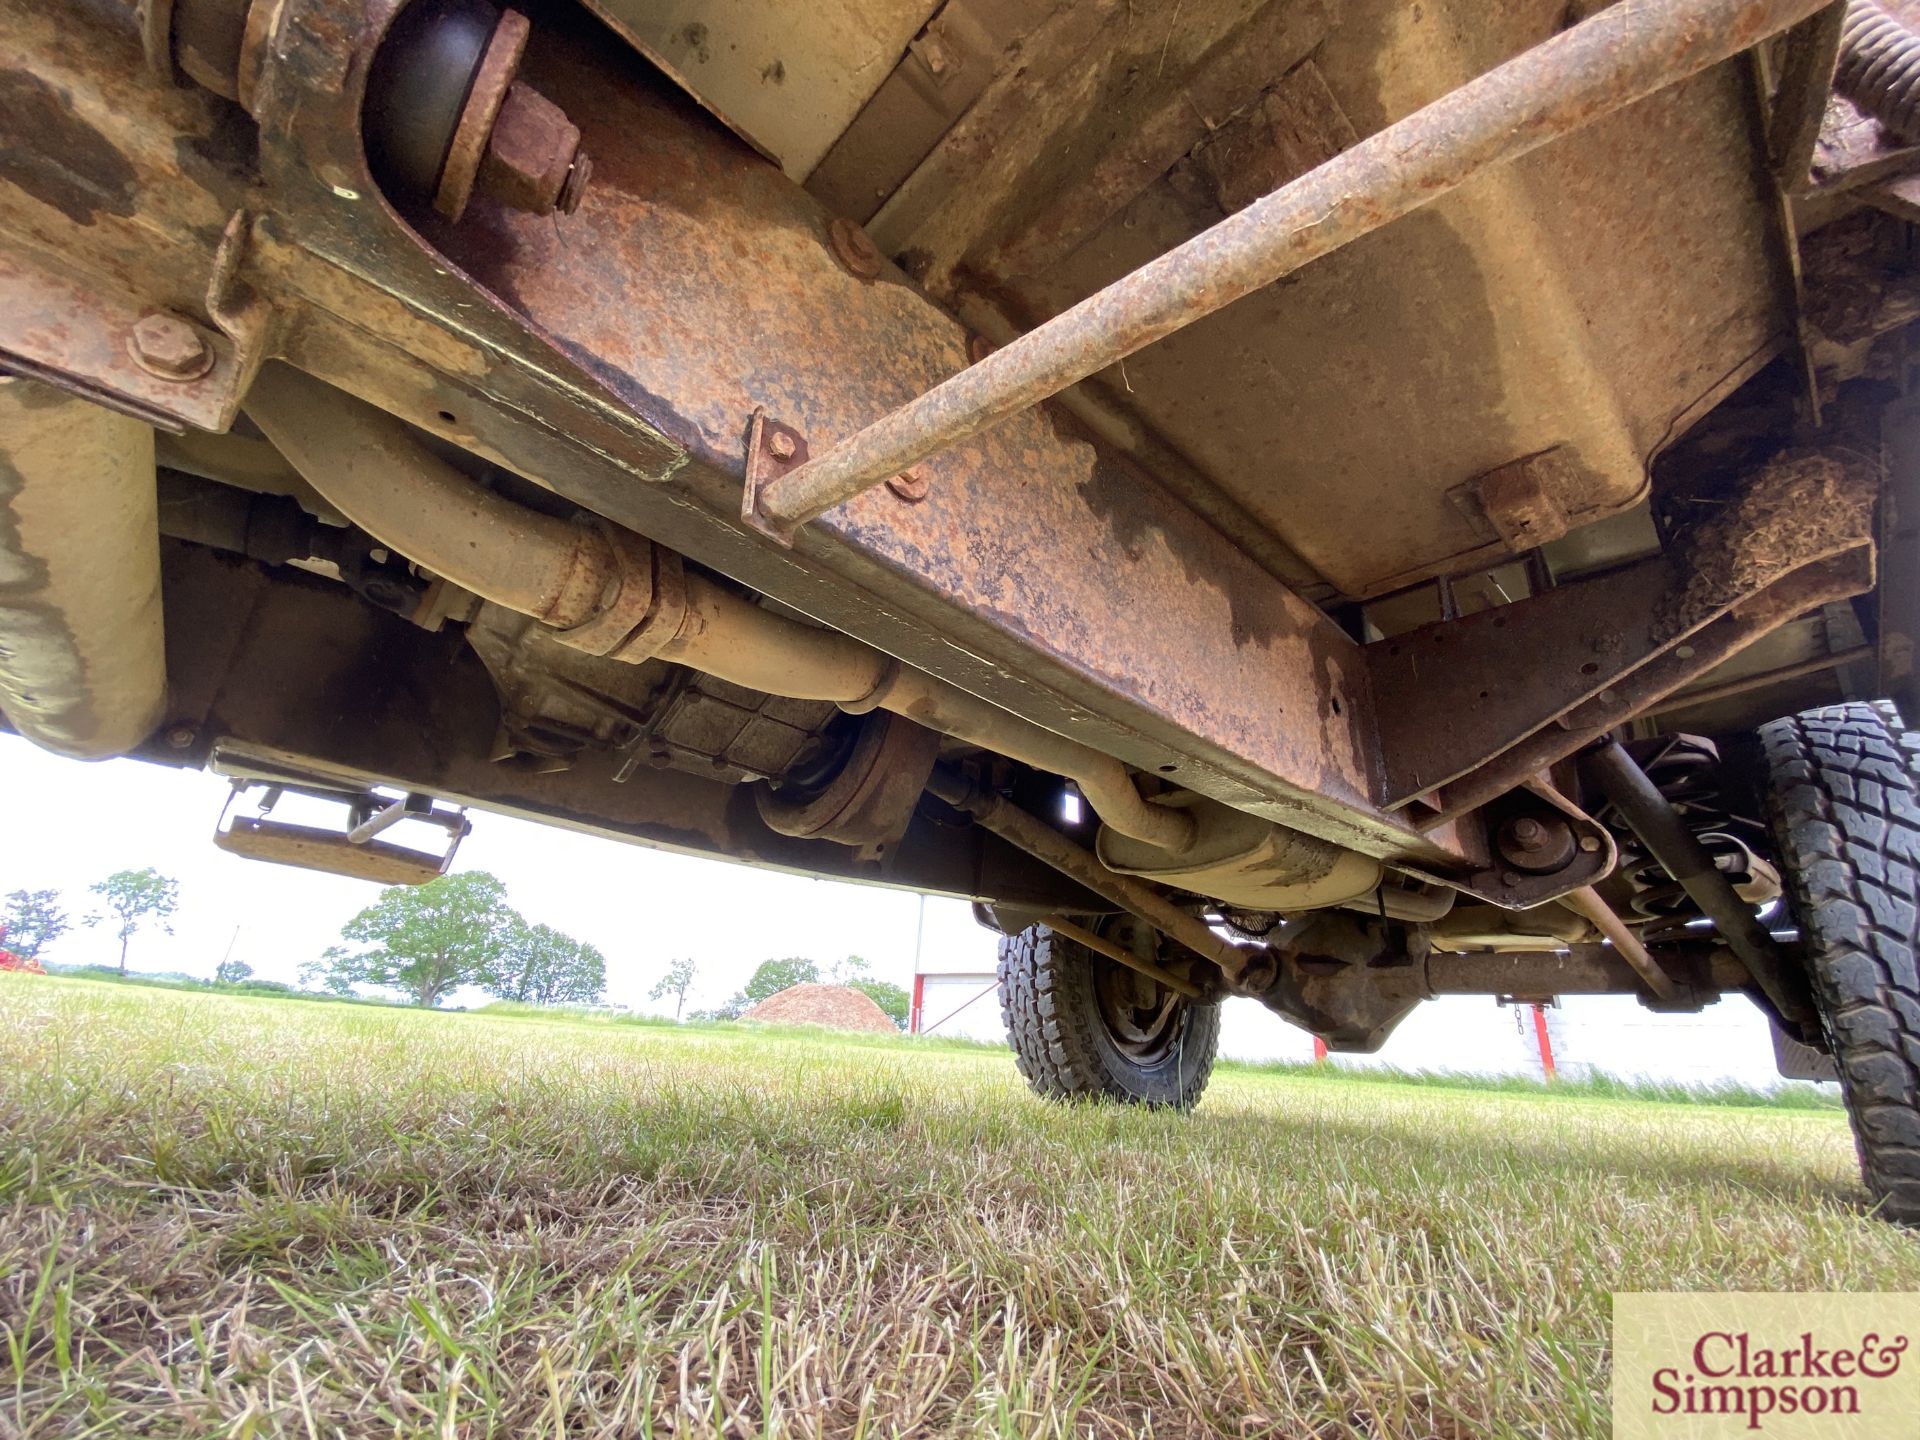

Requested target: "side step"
[{"left": 211, "top": 758, "right": 470, "bottom": 886}]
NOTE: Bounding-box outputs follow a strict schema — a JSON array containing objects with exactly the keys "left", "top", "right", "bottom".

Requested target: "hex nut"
[
  {"left": 129, "top": 314, "right": 214, "bottom": 381},
  {"left": 478, "top": 80, "right": 585, "bottom": 217},
  {"left": 887, "top": 467, "right": 931, "bottom": 503},
  {"left": 768, "top": 431, "right": 798, "bottom": 462},
  {"left": 1496, "top": 812, "right": 1575, "bottom": 872},
  {"left": 828, "top": 217, "right": 885, "bottom": 280}
]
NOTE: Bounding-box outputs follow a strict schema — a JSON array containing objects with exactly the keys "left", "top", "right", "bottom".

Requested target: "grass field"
[{"left": 3, "top": 976, "right": 1917, "bottom": 1438}]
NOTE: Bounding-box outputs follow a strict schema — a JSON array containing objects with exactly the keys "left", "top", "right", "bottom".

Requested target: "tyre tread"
[
  {"left": 997, "top": 924, "right": 1219, "bottom": 1108},
  {"left": 1762, "top": 701, "right": 1920, "bottom": 1222}
]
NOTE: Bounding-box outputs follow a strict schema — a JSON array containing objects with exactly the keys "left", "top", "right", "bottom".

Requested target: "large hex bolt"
[
  {"left": 129, "top": 313, "right": 215, "bottom": 381},
  {"left": 433, "top": 10, "right": 589, "bottom": 221},
  {"left": 476, "top": 80, "right": 590, "bottom": 217},
  {"left": 828, "top": 217, "right": 886, "bottom": 280},
  {"left": 1495, "top": 813, "right": 1577, "bottom": 874}
]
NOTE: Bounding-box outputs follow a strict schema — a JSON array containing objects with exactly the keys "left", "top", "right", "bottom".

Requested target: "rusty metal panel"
[
  {"left": 0, "top": 0, "right": 243, "bottom": 308},
  {"left": 0, "top": 252, "right": 248, "bottom": 432},
  {"left": 748, "top": 0, "right": 1818, "bottom": 538},
  {"left": 871, "top": 0, "right": 1791, "bottom": 598},
  {"left": 1035, "top": 61, "right": 1781, "bottom": 597},
  {"left": 1421, "top": 548, "right": 1875, "bottom": 828},
  {"left": 805, "top": 0, "right": 1068, "bottom": 223},
  {"left": 0, "top": 0, "right": 1847, "bottom": 883},
  {"left": 580, "top": 0, "right": 941, "bottom": 178},
  {"left": 1374, "top": 446, "right": 1877, "bottom": 807}
]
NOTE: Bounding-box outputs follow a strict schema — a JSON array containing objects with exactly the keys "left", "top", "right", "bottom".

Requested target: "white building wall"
[
  {"left": 1543, "top": 993, "right": 1786, "bottom": 1089},
  {"left": 916, "top": 973, "right": 1006, "bottom": 1042}
]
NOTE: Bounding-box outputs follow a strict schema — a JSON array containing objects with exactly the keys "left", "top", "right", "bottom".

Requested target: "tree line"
[
  {"left": 6, "top": 869, "right": 914, "bottom": 1028},
  {"left": 2, "top": 868, "right": 605, "bottom": 1005},
  {"left": 301, "top": 874, "right": 911, "bottom": 1023},
  {"left": 3, "top": 869, "right": 181, "bottom": 973}
]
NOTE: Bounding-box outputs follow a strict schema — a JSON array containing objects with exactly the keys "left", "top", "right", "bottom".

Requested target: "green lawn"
[{"left": 1, "top": 975, "right": 1916, "bottom": 1438}]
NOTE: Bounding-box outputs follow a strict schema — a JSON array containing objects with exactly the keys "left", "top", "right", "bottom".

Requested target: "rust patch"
[
  {"left": 1659, "top": 446, "right": 1880, "bottom": 637},
  {"left": 0, "top": 71, "right": 136, "bottom": 225},
  {"left": 1186, "top": 59, "right": 1357, "bottom": 217},
  {"left": 172, "top": 108, "right": 260, "bottom": 192},
  {"left": 1460, "top": 448, "right": 1577, "bottom": 551},
  {"left": 1065, "top": 407, "right": 1293, "bottom": 652}
]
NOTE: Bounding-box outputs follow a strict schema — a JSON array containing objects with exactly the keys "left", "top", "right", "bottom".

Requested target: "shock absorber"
[
  {"left": 1585, "top": 738, "right": 1813, "bottom": 1029},
  {"left": 1598, "top": 735, "right": 1779, "bottom": 942}
]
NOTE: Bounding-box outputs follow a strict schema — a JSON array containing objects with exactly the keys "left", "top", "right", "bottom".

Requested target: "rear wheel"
[
  {"left": 1759, "top": 701, "right": 1920, "bottom": 1223},
  {"left": 997, "top": 918, "right": 1220, "bottom": 1108}
]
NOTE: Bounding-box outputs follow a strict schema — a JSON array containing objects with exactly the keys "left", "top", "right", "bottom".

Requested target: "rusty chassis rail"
[{"left": 0, "top": 0, "right": 1870, "bottom": 909}]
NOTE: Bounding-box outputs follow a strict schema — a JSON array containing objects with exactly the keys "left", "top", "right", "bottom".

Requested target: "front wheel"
[
  {"left": 997, "top": 918, "right": 1221, "bottom": 1108},
  {"left": 1760, "top": 701, "right": 1920, "bottom": 1223}
]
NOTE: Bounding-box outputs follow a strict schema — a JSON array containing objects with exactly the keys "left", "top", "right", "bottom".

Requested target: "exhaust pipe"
[
  {"left": 242, "top": 365, "right": 1198, "bottom": 853},
  {"left": 0, "top": 379, "right": 166, "bottom": 759},
  {"left": 244, "top": 369, "right": 1405, "bottom": 909}
]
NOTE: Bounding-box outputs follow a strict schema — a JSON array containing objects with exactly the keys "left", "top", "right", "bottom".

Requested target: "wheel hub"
[{"left": 1091, "top": 919, "right": 1185, "bottom": 1062}]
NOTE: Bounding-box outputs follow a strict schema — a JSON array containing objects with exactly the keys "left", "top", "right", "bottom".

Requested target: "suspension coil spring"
[
  {"left": 1623, "top": 836, "right": 1756, "bottom": 941},
  {"left": 1604, "top": 736, "right": 1766, "bottom": 943},
  {"left": 1838, "top": 0, "right": 1920, "bottom": 143}
]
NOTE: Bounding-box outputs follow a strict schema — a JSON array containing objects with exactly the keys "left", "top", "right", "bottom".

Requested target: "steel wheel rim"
[{"left": 1090, "top": 918, "right": 1184, "bottom": 1062}]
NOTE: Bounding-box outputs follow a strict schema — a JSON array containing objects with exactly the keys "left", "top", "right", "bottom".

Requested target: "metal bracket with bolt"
[
  {"left": 742, "top": 410, "right": 934, "bottom": 540},
  {"left": 363, "top": 2, "right": 590, "bottom": 223}
]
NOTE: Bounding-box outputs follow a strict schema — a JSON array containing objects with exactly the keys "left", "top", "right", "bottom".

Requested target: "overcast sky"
[{"left": 0, "top": 732, "right": 998, "bottom": 1013}]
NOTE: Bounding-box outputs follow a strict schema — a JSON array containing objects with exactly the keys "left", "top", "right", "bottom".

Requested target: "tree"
[
  {"left": 849, "top": 978, "right": 910, "bottom": 1030},
  {"left": 87, "top": 869, "right": 180, "bottom": 973},
  {"left": 745, "top": 956, "right": 821, "bottom": 1004},
  {"left": 1, "top": 889, "right": 69, "bottom": 962},
  {"left": 648, "top": 956, "right": 698, "bottom": 1020},
  {"left": 302, "top": 871, "right": 517, "bottom": 1007},
  {"left": 829, "top": 954, "right": 871, "bottom": 984},
  {"left": 489, "top": 921, "right": 607, "bottom": 1005},
  {"left": 214, "top": 958, "right": 254, "bottom": 985}
]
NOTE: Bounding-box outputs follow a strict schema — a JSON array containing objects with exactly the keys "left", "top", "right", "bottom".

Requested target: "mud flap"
[{"left": 1770, "top": 1017, "right": 1841, "bottom": 1082}]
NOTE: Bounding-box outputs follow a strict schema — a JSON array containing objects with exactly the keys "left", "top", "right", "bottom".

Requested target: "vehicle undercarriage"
[{"left": 5, "top": 0, "right": 1920, "bottom": 1216}]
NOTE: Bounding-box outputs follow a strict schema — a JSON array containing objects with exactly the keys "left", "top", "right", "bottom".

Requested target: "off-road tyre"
[
  {"left": 1759, "top": 701, "right": 1920, "bottom": 1223},
  {"left": 997, "top": 922, "right": 1221, "bottom": 1108}
]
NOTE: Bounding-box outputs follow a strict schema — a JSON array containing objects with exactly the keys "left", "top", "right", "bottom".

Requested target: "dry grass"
[{"left": 2, "top": 974, "right": 1917, "bottom": 1438}]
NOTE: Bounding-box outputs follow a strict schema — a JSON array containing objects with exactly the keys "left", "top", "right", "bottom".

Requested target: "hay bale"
[
  {"left": 742, "top": 982, "right": 899, "bottom": 1033},
  {"left": 1658, "top": 448, "right": 1878, "bottom": 639}
]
